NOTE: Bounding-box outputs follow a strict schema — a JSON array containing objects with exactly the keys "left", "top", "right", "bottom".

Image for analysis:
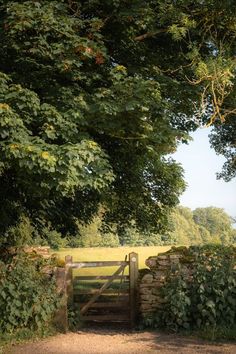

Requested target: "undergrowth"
[
  {"left": 142, "top": 244, "right": 236, "bottom": 341},
  {"left": 0, "top": 251, "right": 61, "bottom": 335}
]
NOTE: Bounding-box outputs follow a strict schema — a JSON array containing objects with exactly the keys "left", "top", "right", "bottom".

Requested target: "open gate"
[{"left": 65, "top": 252, "right": 138, "bottom": 327}]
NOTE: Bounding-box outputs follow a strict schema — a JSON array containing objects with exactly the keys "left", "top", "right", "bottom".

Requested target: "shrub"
[
  {"left": 0, "top": 252, "right": 60, "bottom": 333},
  {"left": 67, "top": 235, "right": 83, "bottom": 248},
  {"left": 191, "top": 245, "right": 236, "bottom": 329},
  {"left": 40, "top": 226, "right": 68, "bottom": 250},
  {"left": 157, "top": 274, "right": 192, "bottom": 331},
  {"left": 142, "top": 245, "right": 236, "bottom": 337},
  {"left": 0, "top": 216, "right": 35, "bottom": 248},
  {"left": 0, "top": 216, "right": 68, "bottom": 250}
]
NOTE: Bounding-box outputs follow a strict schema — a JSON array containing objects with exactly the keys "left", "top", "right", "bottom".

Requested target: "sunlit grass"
[
  {"left": 55, "top": 246, "right": 171, "bottom": 301},
  {"left": 55, "top": 246, "right": 171, "bottom": 277}
]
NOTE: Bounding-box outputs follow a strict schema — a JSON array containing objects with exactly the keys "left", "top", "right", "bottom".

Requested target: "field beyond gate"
[{"left": 65, "top": 252, "right": 139, "bottom": 327}]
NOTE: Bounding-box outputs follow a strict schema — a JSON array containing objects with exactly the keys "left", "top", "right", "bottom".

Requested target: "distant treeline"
[
  {"left": 166, "top": 206, "right": 236, "bottom": 245},
  {"left": 2, "top": 206, "right": 234, "bottom": 249},
  {"left": 67, "top": 206, "right": 235, "bottom": 248}
]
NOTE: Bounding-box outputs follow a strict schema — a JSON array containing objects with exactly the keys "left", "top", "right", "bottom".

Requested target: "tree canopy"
[
  {"left": 210, "top": 115, "right": 236, "bottom": 181},
  {"left": 0, "top": 0, "right": 235, "bottom": 241},
  {"left": 193, "top": 207, "right": 236, "bottom": 244},
  {"left": 167, "top": 206, "right": 236, "bottom": 245}
]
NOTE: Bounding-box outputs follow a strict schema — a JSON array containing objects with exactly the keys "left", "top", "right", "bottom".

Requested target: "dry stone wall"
[{"left": 138, "top": 247, "right": 194, "bottom": 318}]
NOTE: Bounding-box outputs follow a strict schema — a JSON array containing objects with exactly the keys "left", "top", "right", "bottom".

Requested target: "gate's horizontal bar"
[
  {"left": 74, "top": 275, "right": 129, "bottom": 281},
  {"left": 77, "top": 302, "right": 130, "bottom": 309},
  {"left": 74, "top": 288, "right": 129, "bottom": 295},
  {"left": 68, "top": 261, "right": 128, "bottom": 268},
  {"left": 81, "top": 314, "right": 130, "bottom": 322}
]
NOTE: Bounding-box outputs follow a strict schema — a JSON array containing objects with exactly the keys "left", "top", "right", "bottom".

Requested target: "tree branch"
[{"left": 134, "top": 29, "right": 166, "bottom": 41}]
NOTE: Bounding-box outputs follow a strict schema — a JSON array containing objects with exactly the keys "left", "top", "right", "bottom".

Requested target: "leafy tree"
[
  {"left": 167, "top": 206, "right": 203, "bottom": 245},
  {"left": 72, "top": 216, "right": 120, "bottom": 247},
  {"left": 75, "top": 217, "right": 104, "bottom": 248},
  {"left": 70, "top": 206, "right": 236, "bottom": 247},
  {"left": 164, "top": 206, "right": 235, "bottom": 245},
  {"left": 210, "top": 115, "right": 236, "bottom": 182},
  {"left": 0, "top": 1, "right": 235, "bottom": 244},
  {"left": 197, "top": 225, "right": 211, "bottom": 244},
  {"left": 193, "top": 207, "right": 235, "bottom": 244},
  {"left": 119, "top": 225, "right": 163, "bottom": 246}
]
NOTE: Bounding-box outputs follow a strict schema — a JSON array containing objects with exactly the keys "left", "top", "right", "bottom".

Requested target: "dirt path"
[{"left": 4, "top": 328, "right": 236, "bottom": 354}]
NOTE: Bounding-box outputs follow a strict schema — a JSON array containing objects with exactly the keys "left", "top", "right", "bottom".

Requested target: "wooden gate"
[{"left": 65, "top": 252, "right": 138, "bottom": 327}]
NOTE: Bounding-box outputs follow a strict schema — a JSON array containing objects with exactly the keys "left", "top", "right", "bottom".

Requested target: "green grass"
[
  {"left": 55, "top": 245, "right": 171, "bottom": 277},
  {"left": 56, "top": 245, "right": 171, "bottom": 267},
  {"left": 55, "top": 246, "right": 171, "bottom": 296}
]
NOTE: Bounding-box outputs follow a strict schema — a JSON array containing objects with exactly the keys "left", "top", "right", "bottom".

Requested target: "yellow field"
[{"left": 55, "top": 246, "right": 171, "bottom": 277}]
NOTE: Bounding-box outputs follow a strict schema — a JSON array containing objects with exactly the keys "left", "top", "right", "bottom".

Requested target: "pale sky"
[{"left": 173, "top": 127, "right": 236, "bottom": 219}]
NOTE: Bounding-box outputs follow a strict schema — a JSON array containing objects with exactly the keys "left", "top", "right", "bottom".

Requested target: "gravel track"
[{"left": 5, "top": 328, "right": 236, "bottom": 354}]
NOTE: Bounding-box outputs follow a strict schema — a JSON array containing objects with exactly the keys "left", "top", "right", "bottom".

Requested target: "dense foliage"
[
  {"left": 74, "top": 206, "right": 236, "bottom": 246},
  {"left": 71, "top": 206, "right": 236, "bottom": 246},
  {"left": 0, "top": 0, "right": 235, "bottom": 244},
  {"left": 0, "top": 252, "right": 60, "bottom": 333},
  {"left": 210, "top": 116, "right": 236, "bottom": 181},
  {"left": 168, "top": 206, "right": 236, "bottom": 245},
  {"left": 142, "top": 245, "right": 236, "bottom": 339},
  {"left": 2, "top": 206, "right": 234, "bottom": 249}
]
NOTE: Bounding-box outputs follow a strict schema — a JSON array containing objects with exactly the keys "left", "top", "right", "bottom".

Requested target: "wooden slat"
[
  {"left": 74, "top": 275, "right": 129, "bottom": 281},
  {"left": 80, "top": 263, "right": 127, "bottom": 315},
  {"left": 78, "top": 302, "right": 130, "bottom": 309},
  {"left": 68, "top": 261, "right": 128, "bottom": 268},
  {"left": 74, "top": 288, "right": 129, "bottom": 295},
  {"left": 74, "top": 295, "right": 129, "bottom": 303},
  {"left": 81, "top": 314, "right": 130, "bottom": 322}
]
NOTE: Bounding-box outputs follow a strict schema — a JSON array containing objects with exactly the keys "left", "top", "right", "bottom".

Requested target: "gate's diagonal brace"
[
  {"left": 80, "top": 263, "right": 127, "bottom": 315},
  {"left": 117, "top": 255, "right": 127, "bottom": 302}
]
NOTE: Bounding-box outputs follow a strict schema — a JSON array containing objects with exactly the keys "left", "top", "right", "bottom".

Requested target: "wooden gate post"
[
  {"left": 53, "top": 256, "right": 73, "bottom": 333},
  {"left": 65, "top": 255, "right": 73, "bottom": 305},
  {"left": 129, "top": 252, "right": 138, "bottom": 328}
]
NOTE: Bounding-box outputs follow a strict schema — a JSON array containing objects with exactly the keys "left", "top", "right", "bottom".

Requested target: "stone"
[
  {"left": 157, "top": 260, "right": 170, "bottom": 266},
  {"left": 150, "top": 294, "right": 158, "bottom": 302},
  {"left": 151, "top": 303, "right": 163, "bottom": 309},
  {"left": 157, "top": 255, "right": 168, "bottom": 260},
  {"left": 152, "top": 288, "right": 161, "bottom": 296},
  {"left": 169, "top": 254, "right": 181, "bottom": 259},
  {"left": 139, "top": 283, "right": 155, "bottom": 288},
  {"left": 155, "top": 266, "right": 169, "bottom": 271},
  {"left": 154, "top": 296, "right": 167, "bottom": 304},
  {"left": 140, "top": 294, "right": 152, "bottom": 301},
  {"left": 154, "top": 270, "right": 166, "bottom": 279},
  {"left": 151, "top": 281, "right": 163, "bottom": 287},
  {"left": 139, "top": 287, "right": 152, "bottom": 295},
  {"left": 141, "top": 273, "right": 154, "bottom": 283},
  {"left": 145, "top": 257, "right": 157, "bottom": 268},
  {"left": 141, "top": 308, "right": 154, "bottom": 313},
  {"left": 140, "top": 303, "right": 153, "bottom": 310}
]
